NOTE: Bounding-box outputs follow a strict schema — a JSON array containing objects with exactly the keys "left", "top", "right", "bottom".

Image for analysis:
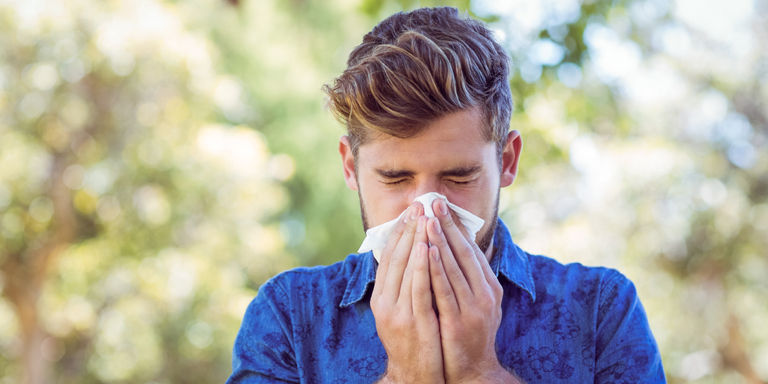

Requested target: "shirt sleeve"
[
  {"left": 594, "top": 271, "right": 666, "bottom": 383},
  {"left": 227, "top": 277, "right": 300, "bottom": 384}
]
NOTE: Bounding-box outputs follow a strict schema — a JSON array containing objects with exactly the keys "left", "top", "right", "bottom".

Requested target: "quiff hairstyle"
[{"left": 322, "top": 6, "right": 513, "bottom": 164}]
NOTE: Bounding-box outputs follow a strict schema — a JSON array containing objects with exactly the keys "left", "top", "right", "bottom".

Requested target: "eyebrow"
[
  {"left": 374, "top": 165, "right": 483, "bottom": 179},
  {"left": 375, "top": 168, "right": 415, "bottom": 179},
  {"left": 437, "top": 165, "right": 483, "bottom": 178}
]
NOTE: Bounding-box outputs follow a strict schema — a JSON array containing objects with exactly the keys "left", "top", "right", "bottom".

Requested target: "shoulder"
[
  {"left": 526, "top": 253, "right": 637, "bottom": 310},
  {"left": 259, "top": 252, "right": 366, "bottom": 303},
  {"left": 518, "top": 254, "right": 665, "bottom": 379},
  {"left": 528, "top": 253, "right": 627, "bottom": 287},
  {"left": 268, "top": 252, "right": 362, "bottom": 284}
]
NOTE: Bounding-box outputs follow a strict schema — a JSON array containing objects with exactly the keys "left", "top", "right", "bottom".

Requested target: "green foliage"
[
  {"left": 0, "top": 1, "right": 290, "bottom": 382},
  {"left": 0, "top": 0, "right": 766, "bottom": 383}
]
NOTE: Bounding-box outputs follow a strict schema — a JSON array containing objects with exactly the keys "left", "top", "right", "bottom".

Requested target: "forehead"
[{"left": 357, "top": 108, "right": 494, "bottom": 169}]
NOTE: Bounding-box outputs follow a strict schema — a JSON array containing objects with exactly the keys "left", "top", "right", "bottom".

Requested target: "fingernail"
[
  {"left": 410, "top": 205, "right": 419, "bottom": 220},
  {"left": 431, "top": 246, "right": 440, "bottom": 262},
  {"left": 417, "top": 217, "right": 425, "bottom": 232},
  {"left": 432, "top": 219, "right": 441, "bottom": 234},
  {"left": 439, "top": 199, "right": 448, "bottom": 215},
  {"left": 403, "top": 207, "right": 410, "bottom": 223}
]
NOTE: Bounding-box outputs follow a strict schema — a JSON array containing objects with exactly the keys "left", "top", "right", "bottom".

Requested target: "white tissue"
[{"left": 357, "top": 192, "right": 485, "bottom": 262}]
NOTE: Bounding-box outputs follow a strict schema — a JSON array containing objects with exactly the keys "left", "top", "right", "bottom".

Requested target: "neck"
[{"left": 483, "top": 234, "right": 495, "bottom": 263}]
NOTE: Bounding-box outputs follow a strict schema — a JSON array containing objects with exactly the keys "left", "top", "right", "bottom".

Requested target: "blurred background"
[{"left": 0, "top": 0, "right": 766, "bottom": 383}]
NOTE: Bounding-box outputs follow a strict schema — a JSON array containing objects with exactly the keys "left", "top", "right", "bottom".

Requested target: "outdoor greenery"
[{"left": 0, "top": 0, "right": 766, "bottom": 383}]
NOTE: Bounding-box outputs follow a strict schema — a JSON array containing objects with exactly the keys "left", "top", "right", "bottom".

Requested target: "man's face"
[{"left": 339, "top": 107, "right": 522, "bottom": 256}]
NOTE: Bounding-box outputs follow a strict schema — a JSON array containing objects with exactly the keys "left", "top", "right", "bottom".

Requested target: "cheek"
[
  {"left": 358, "top": 179, "right": 412, "bottom": 225},
  {"left": 444, "top": 178, "right": 496, "bottom": 214}
]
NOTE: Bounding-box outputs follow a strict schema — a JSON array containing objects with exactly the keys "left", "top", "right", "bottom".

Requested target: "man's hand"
[
  {"left": 371, "top": 203, "right": 445, "bottom": 384},
  {"left": 425, "top": 198, "right": 519, "bottom": 384}
]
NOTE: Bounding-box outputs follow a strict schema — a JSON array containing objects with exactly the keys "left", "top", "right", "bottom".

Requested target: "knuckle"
[
  {"left": 483, "top": 289, "right": 502, "bottom": 308},
  {"left": 448, "top": 267, "right": 464, "bottom": 281},
  {"left": 460, "top": 243, "right": 475, "bottom": 258},
  {"left": 412, "top": 282, "right": 428, "bottom": 296},
  {"left": 478, "top": 293, "right": 495, "bottom": 309},
  {"left": 421, "top": 314, "right": 439, "bottom": 328},
  {"left": 413, "top": 256, "right": 427, "bottom": 271},
  {"left": 371, "top": 303, "right": 385, "bottom": 318},
  {"left": 492, "top": 281, "right": 503, "bottom": 295},
  {"left": 431, "top": 233, "right": 448, "bottom": 246},
  {"left": 430, "top": 262, "right": 445, "bottom": 276},
  {"left": 463, "top": 311, "right": 478, "bottom": 323},
  {"left": 401, "top": 266, "right": 413, "bottom": 280},
  {"left": 435, "top": 285, "right": 453, "bottom": 299},
  {"left": 378, "top": 250, "right": 392, "bottom": 264},
  {"left": 391, "top": 251, "right": 408, "bottom": 266},
  {"left": 393, "top": 222, "right": 406, "bottom": 235},
  {"left": 468, "top": 307, "right": 487, "bottom": 321},
  {"left": 442, "top": 317, "right": 460, "bottom": 331},
  {"left": 391, "top": 315, "right": 412, "bottom": 331},
  {"left": 493, "top": 287, "right": 504, "bottom": 301}
]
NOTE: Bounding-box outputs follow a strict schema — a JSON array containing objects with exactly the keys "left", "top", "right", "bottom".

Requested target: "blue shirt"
[{"left": 228, "top": 219, "right": 666, "bottom": 383}]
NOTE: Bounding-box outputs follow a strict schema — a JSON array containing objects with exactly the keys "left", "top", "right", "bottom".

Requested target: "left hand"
[{"left": 425, "top": 198, "right": 517, "bottom": 384}]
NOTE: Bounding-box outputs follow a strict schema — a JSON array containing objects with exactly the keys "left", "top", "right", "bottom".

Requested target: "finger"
[
  {"left": 399, "top": 216, "right": 428, "bottom": 309},
  {"left": 438, "top": 201, "right": 503, "bottom": 302},
  {"left": 468, "top": 237, "right": 501, "bottom": 293},
  {"left": 439, "top": 203, "right": 496, "bottom": 287},
  {"left": 432, "top": 198, "right": 486, "bottom": 295},
  {"left": 448, "top": 208, "right": 471, "bottom": 240},
  {"left": 446, "top": 205, "right": 498, "bottom": 289},
  {"left": 427, "top": 244, "right": 459, "bottom": 317},
  {"left": 426, "top": 216, "right": 472, "bottom": 305},
  {"left": 445, "top": 207, "right": 503, "bottom": 302},
  {"left": 412, "top": 242, "right": 433, "bottom": 317},
  {"left": 441, "top": 204, "right": 497, "bottom": 288},
  {"left": 372, "top": 208, "right": 409, "bottom": 298},
  {"left": 400, "top": 206, "right": 430, "bottom": 299},
  {"left": 382, "top": 203, "right": 423, "bottom": 303}
]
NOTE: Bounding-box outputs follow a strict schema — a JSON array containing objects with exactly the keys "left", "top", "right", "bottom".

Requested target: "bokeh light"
[{"left": 0, "top": 0, "right": 766, "bottom": 383}]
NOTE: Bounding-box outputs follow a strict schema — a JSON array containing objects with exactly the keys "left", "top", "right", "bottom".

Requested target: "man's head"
[{"left": 323, "top": 7, "right": 521, "bottom": 255}]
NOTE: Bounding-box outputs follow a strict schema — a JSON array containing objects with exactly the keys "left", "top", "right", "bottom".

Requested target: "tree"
[
  {"left": 1, "top": 0, "right": 766, "bottom": 383},
  {"left": 0, "top": 1, "right": 291, "bottom": 382}
]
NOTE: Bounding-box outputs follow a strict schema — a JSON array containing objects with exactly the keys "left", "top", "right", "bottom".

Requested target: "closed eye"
[{"left": 384, "top": 179, "right": 472, "bottom": 185}]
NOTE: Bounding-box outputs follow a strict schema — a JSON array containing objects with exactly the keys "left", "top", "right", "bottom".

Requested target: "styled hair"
[{"left": 322, "top": 6, "right": 513, "bottom": 161}]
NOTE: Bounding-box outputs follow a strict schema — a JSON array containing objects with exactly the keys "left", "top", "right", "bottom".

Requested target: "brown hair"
[{"left": 322, "top": 6, "right": 513, "bottom": 163}]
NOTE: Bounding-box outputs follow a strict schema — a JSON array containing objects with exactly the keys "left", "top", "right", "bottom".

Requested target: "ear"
[
  {"left": 339, "top": 135, "right": 359, "bottom": 191},
  {"left": 500, "top": 130, "right": 522, "bottom": 188}
]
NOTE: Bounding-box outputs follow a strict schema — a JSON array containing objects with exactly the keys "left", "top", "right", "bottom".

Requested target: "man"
[{"left": 228, "top": 6, "right": 665, "bottom": 384}]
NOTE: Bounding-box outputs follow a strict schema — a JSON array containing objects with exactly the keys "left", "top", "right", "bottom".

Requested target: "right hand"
[{"left": 371, "top": 203, "right": 444, "bottom": 384}]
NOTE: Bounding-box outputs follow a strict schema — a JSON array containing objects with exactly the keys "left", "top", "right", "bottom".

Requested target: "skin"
[{"left": 339, "top": 106, "right": 526, "bottom": 383}]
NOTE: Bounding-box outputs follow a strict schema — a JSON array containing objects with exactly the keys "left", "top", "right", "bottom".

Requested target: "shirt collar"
[
  {"left": 340, "top": 218, "right": 535, "bottom": 308},
  {"left": 339, "top": 248, "right": 378, "bottom": 308},
  {"left": 489, "top": 218, "right": 536, "bottom": 302}
]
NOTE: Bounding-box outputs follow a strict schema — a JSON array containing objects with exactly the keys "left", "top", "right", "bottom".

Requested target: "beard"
[{"left": 357, "top": 188, "right": 499, "bottom": 255}]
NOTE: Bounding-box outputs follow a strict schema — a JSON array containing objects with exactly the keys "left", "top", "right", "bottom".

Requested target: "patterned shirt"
[{"left": 228, "top": 219, "right": 666, "bottom": 383}]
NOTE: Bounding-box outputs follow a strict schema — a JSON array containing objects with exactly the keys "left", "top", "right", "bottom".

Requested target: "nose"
[{"left": 409, "top": 178, "right": 443, "bottom": 206}]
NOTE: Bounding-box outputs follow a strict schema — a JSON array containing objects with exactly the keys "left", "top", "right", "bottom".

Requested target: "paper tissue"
[{"left": 357, "top": 192, "right": 485, "bottom": 262}]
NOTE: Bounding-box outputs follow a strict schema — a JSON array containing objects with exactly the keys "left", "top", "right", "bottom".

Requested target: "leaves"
[{"left": 0, "top": 0, "right": 766, "bottom": 383}]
